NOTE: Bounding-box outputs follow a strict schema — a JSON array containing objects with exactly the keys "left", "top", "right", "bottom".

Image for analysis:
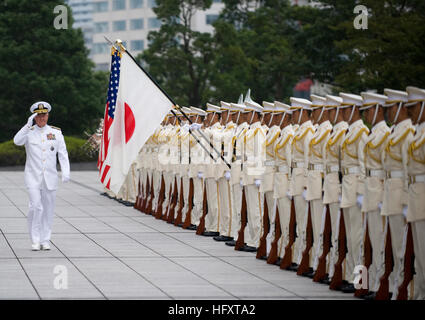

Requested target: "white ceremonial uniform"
[
  {"left": 157, "top": 123, "right": 174, "bottom": 215},
  {"left": 362, "top": 120, "right": 391, "bottom": 292},
  {"left": 340, "top": 119, "right": 369, "bottom": 283},
  {"left": 274, "top": 124, "right": 294, "bottom": 259},
  {"left": 382, "top": 118, "right": 415, "bottom": 294},
  {"left": 179, "top": 124, "right": 191, "bottom": 223},
  {"left": 242, "top": 121, "right": 266, "bottom": 248},
  {"left": 407, "top": 121, "right": 425, "bottom": 299},
  {"left": 323, "top": 120, "right": 348, "bottom": 279},
  {"left": 14, "top": 124, "right": 70, "bottom": 246},
  {"left": 289, "top": 120, "right": 314, "bottom": 265}
]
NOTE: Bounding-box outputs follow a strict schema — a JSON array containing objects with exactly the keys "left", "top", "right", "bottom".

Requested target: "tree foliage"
[{"left": 0, "top": 0, "right": 107, "bottom": 142}]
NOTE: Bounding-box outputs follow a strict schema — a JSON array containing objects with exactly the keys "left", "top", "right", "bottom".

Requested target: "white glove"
[
  {"left": 224, "top": 171, "right": 231, "bottom": 181},
  {"left": 240, "top": 179, "right": 244, "bottom": 187},
  {"left": 190, "top": 123, "right": 202, "bottom": 131},
  {"left": 254, "top": 179, "right": 261, "bottom": 187},
  {"left": 302, "top": 189, "right": 307, "bottom": 200},
  {"left": 181, "top": 123, "right": 190, "bottom": 132},
  {"left": 27, "top": 113, "right": 37, "bottom": 128},
  {"left": 62, "top": 175, "right": 70, "bottom": 183},
  {"left": 197, "top": 172, "right": 203, "bottom": 179},
  {"left": 356, "top": 194, "right": 363, "bottom": 208},
  {"left": 378, "top": 201, "right": 383, "bottom": 211},
  {"left": 402, "top": 205, "right": 408, "bottom": 218},
  {"left": 338, "top": 194, "right": 342, "bottom": 202},
  {"left": 286, "top": 191, "right": 293, "bottom": 200}
]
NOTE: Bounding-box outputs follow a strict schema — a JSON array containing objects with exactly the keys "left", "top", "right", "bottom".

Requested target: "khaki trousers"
[
  {"left": 342, "top": 205, "right": 363, "bottom": 283},
  {"left": 327, "top": 202, "right": 342, "bottom": 278},
  {"left": 310, "top": 199, "right": 325, "bottom": 270},
  {"left": 191, "top": 177, "right": 204, "bottom": 226},
  {"left": 180, "top": 175, "right": 190, "bottom": 223},
  {"left": 205, "top": 178, "right": 220, "bottom": 233},
  {"left": 276, "top": 195, "right": 291, "bottom": 259},
  {"left": 218, "top": 177, "right": 233, "bottom": 237},
  {"left": 412, "top": 220, "right": 425, "bottom": 300},
  {"left": 293, "top": 195, "right": 307, "bottom": 265},
  {"left": 244, "top": 184, "right": 264, "bottom": 248},
  {"left": 162, "top": 171, "right": 173, "bottom": 215},
  {"left": 230, "top": 182, "right": 243, "bottom": 240},
  {"left": 367, "top": 210, "right": 386, "bottom": 291},
  {"left": 388, "top": 214, "right": 406, "bottom": 295},
  {"left": 264, "top": 191, "right": 276, "bottom": 256}
]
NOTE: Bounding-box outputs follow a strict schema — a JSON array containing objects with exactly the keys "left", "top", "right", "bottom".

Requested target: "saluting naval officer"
[{"left": 13, "top": 102, "right": 70, "bottom": 251}]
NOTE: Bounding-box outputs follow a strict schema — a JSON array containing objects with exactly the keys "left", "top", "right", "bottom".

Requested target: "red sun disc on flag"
[{"left": 125, "top": 102, "right": 135, "bottom": 143}]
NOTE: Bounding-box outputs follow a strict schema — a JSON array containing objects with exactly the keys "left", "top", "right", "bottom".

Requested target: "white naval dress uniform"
[{"left": 14, "top": 124, "right": 70, "bottom": 246}]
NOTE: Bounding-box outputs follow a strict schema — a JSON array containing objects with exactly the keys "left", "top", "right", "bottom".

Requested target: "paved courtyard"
[{"left": 0, "top": 171, "right": 355, "bottom": 300}]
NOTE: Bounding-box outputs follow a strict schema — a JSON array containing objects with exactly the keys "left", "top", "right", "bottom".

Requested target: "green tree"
[
  {"left": 0, "top": 0, "right": 107, "bottom": 142},
  {"left": 138, "top": 0, "right": 216, "bottom": 107}
]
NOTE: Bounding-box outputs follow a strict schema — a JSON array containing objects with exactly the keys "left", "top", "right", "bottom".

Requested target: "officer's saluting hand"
[{"left": 13, "top": 102, "right": 70, "bottom": 251}]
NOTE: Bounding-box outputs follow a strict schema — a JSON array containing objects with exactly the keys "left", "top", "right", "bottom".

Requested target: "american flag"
[{"left": 98, "top": 48, "right": 122, "bottom": 188}]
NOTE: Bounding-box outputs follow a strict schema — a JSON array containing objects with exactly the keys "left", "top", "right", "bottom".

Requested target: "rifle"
[
  {"left": 354, "top": 213, "right": 372, "bottom": 297},
  {"left": 297, "top": 201, "right": 313, "bottom": 275},
  {"left": 167, "top": 177, "right": 178, "bottom": 224},
  {"left": 256, "top": 195, "right": 270, "bottom": 259},
  {"left": 396, "top": 222, "right": 415, "bottom": 300},
  {"left": 235, "top": 186, "right": 248, "bottom": 251},
  {"left": 375, "top": 219, "right": 394, "bottom": 300},
  {"left": 174, "top": 177, "right": 184, "bottom": 226},
  {"left": 313, "top": 204, "right": 332, "bottom": 282},
  {"left": 155, "top": 174, "right": 165, "bottom": 219},
  {"left": 182, "top": 177, "right": 194, "bottom": 229},
  {"left": 329, "top": 210, "right": 347, "bottom": 290},
  {"left": 280, "top": 197, "right": 297, "bottom": 269},
  {"left": 196, "top": 180, "right": 208, "bottom": 235},
  {"left": 134, "top": 173, "right": 142, "bottom": 211},
  {"left": 267, "top": 203, "right": 281, "bottom": 265},
  {"left": 147, "top": 173, "right": 155, "bottom": 215}
]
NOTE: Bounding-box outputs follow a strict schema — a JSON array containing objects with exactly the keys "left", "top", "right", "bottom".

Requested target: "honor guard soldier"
[
  {"left": 380, "top": 89, "right": 415, "bottom": 298},
  {"left": 14, "top": 102, "right": 70, "bottom": 251},
  {"left": 288, "top": 98, "right": 314, "bottom": 272},
  {"left": 337, "top": 92, "right": 371, "bottom": 292},
  {"left": 242, "top": 94, "right": 266, "bottom": 252},
  {"left": 405, "top": 86, "right": 425, "bottom": 299},
  {"left": 202, "top": 103, "right": 222, "bottom": 236}
]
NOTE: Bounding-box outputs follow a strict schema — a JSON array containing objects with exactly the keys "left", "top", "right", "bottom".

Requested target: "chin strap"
[
  {"left": 279, "top": 112, "right": 287, "bottom": 127},
  {"left": 209, "top": 112, "right": 216, "bottom": 126},
  {"left": 225, "top": 111, "right": 231, "bottom": 123},
  {"left": 392, "top": 102, "right": 403, "bottom": 124},
  {"left": 372, "top": 104, "right": 380, "bottom": 126},
  {"left": 249, "top": 111, "right": 255, "bottom": 124},
  {"left": 268, "top": 113, "right": 274, "bottom": 127},
  {"left": 348, "top": 105, "right": 356, "bottom": 123},
  {"left": 418, "top": 101, "right": 425, "bottom": 124},
  {"left": 297, "top": 109, "right": 303, "bottom": 124},
  {"left": 194, "top": 115, "right": 199, "bottom": 124},
  {"left": 333, "top": 106, "right": 340, "bottom": 124},
  {"left": 316, "top": 107, "right": 325, "bottom": 123},
  {"left": 235, "top": 111, "right": 241, "bottom": 125}
]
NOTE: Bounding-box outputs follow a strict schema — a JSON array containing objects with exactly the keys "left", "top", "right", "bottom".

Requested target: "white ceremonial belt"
[
  {"left": 291, "top": 161, "right": 304, "bottom": 168},
  {"left": 386, "top": 170, "right": 404, "bottom": 179},
  {"left": 308, "top": 163, "right": 323, "bottom": 171},
  {"left": 366, "top": 168, "right": 385, "bottom": 179},
  {"left": 278, "top": 165, "right": 289, "bottom": 173},
  {"left": 264, "top": 160, "right": 276, "bottom": 166},
  {"left": 342, "top": 166, "right": 360, "bottom": 175},
  {"left": 409, "top": 174, "right": 425, "bottom": 184},
  {"left": 326, "top": 165, "right": 339, "bottom": 174}
]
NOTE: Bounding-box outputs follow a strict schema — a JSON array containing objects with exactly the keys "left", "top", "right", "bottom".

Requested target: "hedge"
[{"left": 0, "top": 136, "right": 98, "bottom": 166}]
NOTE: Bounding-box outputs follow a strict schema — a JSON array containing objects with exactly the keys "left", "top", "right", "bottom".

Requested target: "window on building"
[
  {"left": 130, "top": 18, "right": 144, "bottom": 30},
  {"left": 113, "top": 20, "right": 126, "bottom": 31},
  {"left": 112, "top": 0, "right": 126, "bottom": 10},
  {"left": 147, "top": 0, "right": 156, "bottom": 8},
  {"left": 212, "top": 0, "right": 221, "bottom": 2},
  {"left": 130, "top": 0, "right": 144, "bottom": 8},
  {"left": 206, "top": 14, "right": 219, "bottom": 25},
  {"left": 148, "top": 17, "right": 161, "bottom": 29},
  {"left": 131, "top": 40, "right": 144, "bottom": 51},
  {"left": 93, "top": 1, "right": 108, "bottom": 12},
  {"left": 92, "top": 42, "right": 109, "bottom": 54},
  {"left": 94, "top": 22, "right": 109, "bottom": 33}
]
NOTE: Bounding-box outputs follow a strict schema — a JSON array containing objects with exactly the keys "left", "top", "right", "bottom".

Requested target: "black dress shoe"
[
  {"left": 258, "top": 255, "right": 267, "bottom": 260},
  {"left": 202, "top": 231, "right": 220, "bottom": 237},
  {"left": 187, "top": 225, "right": 197, "bottom": 230},
  {"left": 213, "top": 235, "right": 234, "bottom": 242},
  {"left": 300, "top": 268, "right": 314, "bottom": 278},
  {"left": 177, "top": 223, "right": 184, "bottom": 227},
  {"left": 274, "top": 258, "right": 282, "bottom": 266},
  {"left": 241, "top": 245, "right": 257, "bottom": 252},
  {"left": 341, "top": 283, "right": 356, "bottom": 293},
  {"left": 286, "top": 263, "right": 299, "bottom": 271},
  {"left": 124, "top": 201, "right": 134, "bottom": 207},
  {"left": 319, "top": 275, "right": 330, "bottom": 285},
  {"left": 225, "top": 240, "right": 236, "bottom": 247},
  {"left": 363, "top": 292, "right": 376, "bottom": 300}
]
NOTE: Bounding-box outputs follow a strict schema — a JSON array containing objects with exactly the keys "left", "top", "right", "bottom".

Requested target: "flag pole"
[{"left": 107, "top": 38, "right": 231, "bottom": 169}]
